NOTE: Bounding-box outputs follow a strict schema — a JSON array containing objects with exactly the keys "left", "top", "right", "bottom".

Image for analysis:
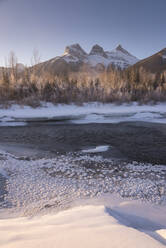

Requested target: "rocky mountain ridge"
[{"left": 58, "top": 43, "right": 139, "bottom": 69}]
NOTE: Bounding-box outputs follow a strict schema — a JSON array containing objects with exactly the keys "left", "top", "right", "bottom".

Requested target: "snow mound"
[{"left": 0, "top": 204, "right": 165, "bottom": 248}]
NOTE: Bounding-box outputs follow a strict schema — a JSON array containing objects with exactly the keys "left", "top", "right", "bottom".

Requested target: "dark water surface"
[{"left": 0, "top": 121, "right": 166, "bottom": 164}]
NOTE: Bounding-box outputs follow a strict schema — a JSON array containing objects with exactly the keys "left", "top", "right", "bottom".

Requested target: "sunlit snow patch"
[
  {"left": 156, "top": 229, "right": 166, "bottom": 239},
  {"left": 82, "top": 145, "right": 109, "bottom": 153},
  {"left": 0, "top": 204, "right": 166, "bottom": 248}
]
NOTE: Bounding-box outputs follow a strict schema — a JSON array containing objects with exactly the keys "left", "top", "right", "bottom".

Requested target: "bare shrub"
[
  {"left": 0, "top": 51, "right": 166, "bottom": 106},
  {"left": 18, "top": 96, "right": 41, "bottom": 108}
]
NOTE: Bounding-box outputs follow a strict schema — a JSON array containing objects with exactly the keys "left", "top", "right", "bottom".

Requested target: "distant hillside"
[{"left": 132, "top": 48, "right": 166, "bottom": 73}]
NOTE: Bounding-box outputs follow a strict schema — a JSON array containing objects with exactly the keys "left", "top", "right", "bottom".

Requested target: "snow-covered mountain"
[
  {"left": 32, "top": 43, "right": 139, "bottom": 76},
  {"left": 54, "top": 43, "right": 139, "bottom": 69}
]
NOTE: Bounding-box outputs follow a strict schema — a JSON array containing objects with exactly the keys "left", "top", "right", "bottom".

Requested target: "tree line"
[{"left": 0, "top": 51, "right": 166, "bottom": 107}]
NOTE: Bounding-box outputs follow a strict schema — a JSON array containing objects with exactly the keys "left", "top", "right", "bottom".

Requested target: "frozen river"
[{"left": 0, "top": 103, "right": 166, "bottom": 247}]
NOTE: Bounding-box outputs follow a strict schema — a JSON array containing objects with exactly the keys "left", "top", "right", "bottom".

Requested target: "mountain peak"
[
  {"left": 54, "top": 43, "right": 138, "bottom": 69},
  {"left": 89, "top": 44, "right": 107, "bottom": 58},
  {"left": 116, "top": 44, "right": 123, "bottom": 50},
  {"left": 115, "top": 44, "right": 136, "bottom": 58},
  {"left": 64, "top": 44, "right": 87, "bottom": 58}
]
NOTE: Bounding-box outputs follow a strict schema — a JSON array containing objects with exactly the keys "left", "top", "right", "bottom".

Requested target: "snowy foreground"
[
  {"left": 0, "top": 102, "right": 166, "bottom": 126},
  {"left": 0, "top": 149, "right": 166, "bottom": 247},
  {"left": 0, "top": 203, "right": 166, "bottom": 248}
]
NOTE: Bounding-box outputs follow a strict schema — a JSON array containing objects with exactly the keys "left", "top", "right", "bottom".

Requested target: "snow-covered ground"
[
  {"left": 0, "top": 149, "right": 166, "bottom": 247},
  {"left": 0, "top": 201, "right": 166, "bottom": 248},
  {"left": 0, "top": 149, "right": 166, "bottom": 214},
  {"left": 0, "top": 102, "right": 166, "bottom": 126}
]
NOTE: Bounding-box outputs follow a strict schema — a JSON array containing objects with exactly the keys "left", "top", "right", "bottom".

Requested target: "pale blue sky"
[{"left": 0, "top": 0, "right": 166, "bottom": 65}]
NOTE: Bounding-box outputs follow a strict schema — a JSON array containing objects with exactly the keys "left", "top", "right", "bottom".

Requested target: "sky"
[{"left": 0, "top": 0, "right": 166, "bottom": 66}]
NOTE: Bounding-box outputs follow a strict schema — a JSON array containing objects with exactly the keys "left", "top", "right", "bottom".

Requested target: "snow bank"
[
  {"left": 0, "top": 102, "right": 166, "bottom": 126},
  {"left": 0, "top": 202, "right": 166, "bottom": 248}
]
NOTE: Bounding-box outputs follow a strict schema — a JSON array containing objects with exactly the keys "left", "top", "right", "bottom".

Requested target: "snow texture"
[
  {"left": 0, "top": 149, "right": 166, "bottom": 247},
  {"left": 0, "top": 149, "right": 166, "bottom": 216}
]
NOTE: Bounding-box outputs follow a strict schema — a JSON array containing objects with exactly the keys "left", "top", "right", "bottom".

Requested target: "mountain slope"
[{"left": 132, "top": 48, "right": 166, "bottom": 73}]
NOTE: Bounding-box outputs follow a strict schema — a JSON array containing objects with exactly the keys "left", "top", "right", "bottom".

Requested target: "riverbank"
[{"left": 1, "top": 102, "right": 166, "bottom": 126}]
